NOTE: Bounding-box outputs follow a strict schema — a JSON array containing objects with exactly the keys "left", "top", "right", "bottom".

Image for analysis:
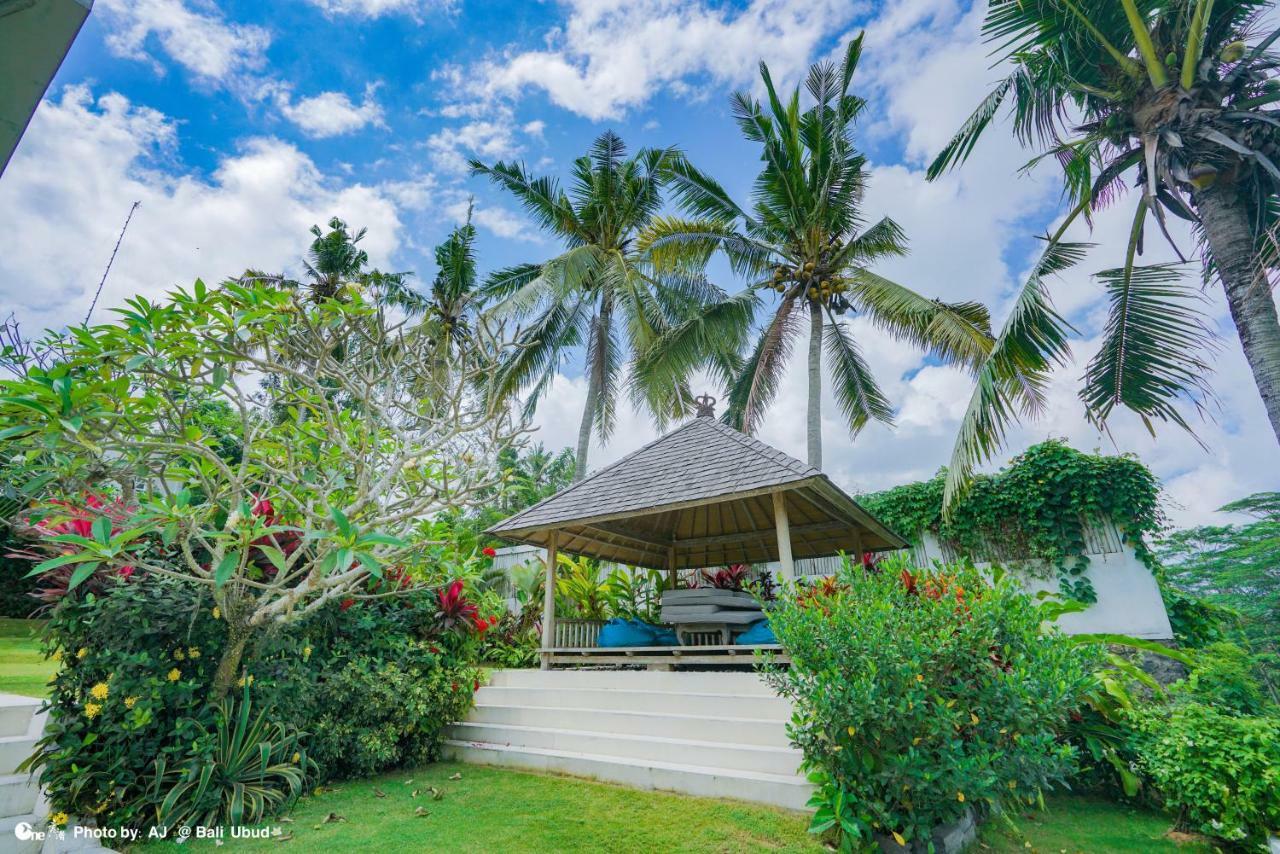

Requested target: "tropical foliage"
[
  {"left": 1158, "top": 491, "right": 1280, "bottom": 655},
  {"left": 0, "top": 280, "right": 518, "bottom": 696},
  {"left": 930, "top": 0, "right": 1280, "bottom": 510},
  {"left": 642, "top": 34, "right": 993, "bottom": 468},
  {"left": 764, "top": 556, "right": 1095, "bottom": 850},
  {"left": 471, "top": 132, "right": 751, "bottom": 479},
  {"left": 859, "top": 440, "right": 1164, "bottom": 602}
]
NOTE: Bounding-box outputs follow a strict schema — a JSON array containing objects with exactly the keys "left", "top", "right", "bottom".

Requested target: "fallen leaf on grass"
[
  {"left": 429, "top": 786, "right": 444, "bottom": 801},
  {"left": 448, "top": 773, "right": 462, "bottom": 781},
  {"left": 411, "top": 789, "right": 421, "bottom": 799},
  {"left": 322, "top": 812, "right": 346, "bottom": 824},
  {"left": 414, "top": 806, "right": 430, "bottom": 818},
  {"left": 373, "top": 787, "right": 387, "bottom": 799},
  {"left": 403, "top": 779, "right": 413, "bottom": 785},
  {"left": 276, "top": 832, "right": 293, "bottom": 843}
]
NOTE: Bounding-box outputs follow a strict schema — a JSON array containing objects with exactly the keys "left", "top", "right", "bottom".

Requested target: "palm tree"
[
  {"left": 929, "top": 0, "right": 1280, "bottom": 509},
  {"left": 641, "top": 35, "right": 994, "bottom": 469},
  {"left": 470, "top": 132, "right": 753, "bottom": 480},
  {"left": 241, "top": 217, "right": 422, "bottom": 311},
  {"left": 424, "top": 202, "right": 480, "bottom": 353}
]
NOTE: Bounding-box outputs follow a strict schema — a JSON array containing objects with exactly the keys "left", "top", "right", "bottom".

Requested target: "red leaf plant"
[
  {"left": 434, "top": 579, "right": 479, "bottom": 633},
  {"left": 8, "top": 493, "right": 140, "bottom": 605},
  {"left": 699, "top": 564, "right": 750, "bottom": 591}
]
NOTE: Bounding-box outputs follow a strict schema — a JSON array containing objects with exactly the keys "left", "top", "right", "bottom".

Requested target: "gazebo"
[{"left": 487, "top": 396, "right": 907, "bottom": 668}]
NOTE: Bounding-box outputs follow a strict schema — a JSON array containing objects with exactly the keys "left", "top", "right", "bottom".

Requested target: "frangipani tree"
[
  {"left": 0, "top": 281, "right": 521, "bottom": 695},
  {"left": 642, "top": 35, "right": 994, "bottom": 469},
  {"left": 930, "top": 0, "right": 1280, "bottom": 511}
]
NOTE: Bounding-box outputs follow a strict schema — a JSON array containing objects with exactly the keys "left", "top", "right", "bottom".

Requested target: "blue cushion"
[
  {"left": 649, "top": 625, "right": 679, "bottom": 646},
  {"left": 736, "top": 618, "right": 777, "bottom": 645},
  {"left": 597, "top": 618, "right": 655, "bottom": 647}
]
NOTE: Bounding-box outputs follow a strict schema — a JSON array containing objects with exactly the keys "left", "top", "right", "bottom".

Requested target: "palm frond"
[
  {"left": 822, "top": 311, "right": 895, "bottom": 433},
  {"left": 1082, "top": 262, "right": 1216, "bottom": 432},
  {"left": 847, "top": 270, "right": 994, "bottom": 370},
  {"left": 723, "top": 296, "right": 802, "bottom": 433},
  {"left": 927, "top": 76, "right": 1014, "bottom": 180},
  {"left": 943, "top": 231, "right": 1091, "bottom": 514}
]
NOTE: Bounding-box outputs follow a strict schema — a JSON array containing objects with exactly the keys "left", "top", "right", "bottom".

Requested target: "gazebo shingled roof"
[{"left": 487, "top": 410, "right": 907, "bottom": 571}]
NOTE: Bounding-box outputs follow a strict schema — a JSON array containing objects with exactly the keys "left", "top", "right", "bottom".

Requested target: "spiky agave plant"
[
  {"left": 930, "top": 0, "right": 1280, "bottom": 511},
  {"left": 640, "top": 34, "right": 994, "bottom": 469}
]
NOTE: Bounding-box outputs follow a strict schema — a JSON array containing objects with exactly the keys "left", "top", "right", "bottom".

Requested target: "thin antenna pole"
[{"left": 85, "top": 200, "right": 140, "bottom": 325}]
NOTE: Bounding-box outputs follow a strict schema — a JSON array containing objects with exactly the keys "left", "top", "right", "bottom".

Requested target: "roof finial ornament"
[{"left": 694, "top": 393, "right": 716, "bottom": 418}]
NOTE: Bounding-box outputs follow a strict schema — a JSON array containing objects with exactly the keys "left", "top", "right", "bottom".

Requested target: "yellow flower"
[
  {"left": 84, "top": 702, "right": 102, "bottom": 719},
  {"left": 76, "top": 647, "right": 88, "bottom": 660},
  {"left": 173, "top": 649, "right": 185, "bottom": 661},
  {"left": 892, "top": 832, "right": 906, "bottom": 846},
  {"left": 124, "top": 696, "right": 139, "bottom": 709},
  {"left": 187, "top": 647, "right": 200, "bottom": 659},
  {"left": 90, "top": 682, "right": 109, "bottom": 700},
  {"left": 49, "top": 812, "right": 68, "bottom": 828},
  {"left": 915, "top": 674, "right": 923, "bottom": 682},
  {"left": 167, "top": 668, "right": 181, "bottom": 682},
  {"left": 51, "top": 649, "right": 62, "bottom": 662},
  {"left": 291, "top": 752, "right": 301, "bottom": 764},
  {"left": 303, "top": 646, "right": 313, "bottom": 661},
  {"left": 212, "top": 606, "right": 221, "bottom": 620},
  {"left": 236, "top": 674, "right": 255, "bottom": 688},
  {"left": 957, "top": 791, "right": 965, "bottom": 802}
]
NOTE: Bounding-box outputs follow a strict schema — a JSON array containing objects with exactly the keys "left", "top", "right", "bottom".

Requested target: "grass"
[
  {"left": 134, "top": 760, "right": 1211, "bottom": 854},
  {"left": 139, "top": 761, "right": 824, "bottom": 853},
  {"left": 0, "top": 617, "right": 53, "bottom": 698},
  {"left": 978, "top": 794, "right": 1211, "bottom": 853}
]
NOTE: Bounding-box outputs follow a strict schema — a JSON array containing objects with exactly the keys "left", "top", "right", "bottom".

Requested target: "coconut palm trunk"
[
  {"left": 575, "top": 371, "right": 599, "bottom": 481},
  {"left": 1194, "top": 181, "right": 1280, "bottom": 446},
  {"left": 807, "top": 299, "right": 824, "bottom": 469}
]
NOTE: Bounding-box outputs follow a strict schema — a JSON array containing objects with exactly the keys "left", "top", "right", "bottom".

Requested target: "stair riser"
[
  {"left": 0, "top": 779, "right": 39, "bottom": 818},
  {"left": 487, "top": 670, "right": 779, "bottom": 695},
  {"left": 477, "top": 686, "right": 791, "bottom": 719},
  {"left": 445, "top": 742, "right": 812, "bottom": 811},
  {"left": 0, "top": 705, "right": 38, "bottom": 740},
  {"left": 0, "top": 738, "right": 36, "bottom": 776},
  {"left": 0, "top": 815, "right": 42, "bottom": 854},
  {"left": 469, "top": 705, "right": 791, "bottom": 748},
  {"left": 447, "top": 723, "right": 802, "bottom": 776}
]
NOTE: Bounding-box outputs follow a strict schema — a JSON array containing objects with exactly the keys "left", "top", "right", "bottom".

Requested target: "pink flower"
[{"left": 118, "top": 566, "right": 135, "bottom": 579}]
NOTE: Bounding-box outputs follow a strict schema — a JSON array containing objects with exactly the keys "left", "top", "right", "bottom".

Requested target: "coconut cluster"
[{"left": 766, "top": 255, "right": 852, "bottom": 314}]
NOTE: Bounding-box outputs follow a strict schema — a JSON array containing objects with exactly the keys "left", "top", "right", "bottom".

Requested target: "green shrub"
[
  {"left": 477, "top": 612, "right": 540, "bottom": 668},
  {"left": 26, "top": 573, "right": 480, "bottom": 829},
  {"left": 1131, "top": 702, "right": 1280, "bottom": 848},
  {"left": 1174, "top": 642, "right": 1270, "bottom": 716},
  {"left": 764, "top": 558, "right": 1096, "bottom": 849}
]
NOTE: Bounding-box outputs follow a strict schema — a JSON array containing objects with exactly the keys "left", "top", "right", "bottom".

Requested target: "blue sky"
[{"left": 2, "top": 0, "right": 1277, "bottom": 526}]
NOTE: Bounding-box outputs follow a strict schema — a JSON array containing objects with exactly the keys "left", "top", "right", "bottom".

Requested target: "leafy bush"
[
  {"left": 477, "top": 612, "right": 540, "bottom": 668},
  {"left": 764, "top": 558, "right": 1096, "bottom": 849},
  {"left": 24, "top": 573, "right": 480, "bottom": 829},
  {"left": 1130, "top": 702, "right": 1280, "bottom": 848},
  {"left": 1174, "top": 642, "right": 1270, "bottom": 716}
]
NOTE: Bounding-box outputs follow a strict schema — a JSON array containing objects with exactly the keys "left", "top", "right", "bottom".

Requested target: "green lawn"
[
  {"left": 136, "top": 761, "right": 1208, "bottom": 854},
  {"left": 978, "top": 794, "right": 1210, "bottom": 853},
  {"left": 0, "top": 617, "right": 53, "bottom": 698}
]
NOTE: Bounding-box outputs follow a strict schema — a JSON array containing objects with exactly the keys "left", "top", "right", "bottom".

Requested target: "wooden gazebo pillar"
[
  {"left": 772, "top": 491, "right": 795, "bottom": 580},
  {"left": 540, "top": 530, "right": 558, "bottom": 670}
]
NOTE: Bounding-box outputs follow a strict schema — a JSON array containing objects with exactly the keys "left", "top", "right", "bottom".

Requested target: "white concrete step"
[
  {"left": 448, "top": 721, "right": 803, "bottom": 777},
  {"left": 476, "top": 685, "right": 791, "bottom": 719},
  {"left": 0, "top": 773, "right": 40, "bottom": 818},
  {"left": 470, "top": 703, "right": 792, "bottom": 748},
  {"left": 444, "top": 740, "right": 812, "bottom": 811},
  {"left": 0, "top": 696, "right": 42, "bottom": 740},
  {"left": 0, "top": 712, "right": 47, "bottom": 776},
  {"left": 0, "top": 814, "right": 44, "bottom": 854},
  {"left": 487, "top": 669, "right": 779, "bottom": 695}
]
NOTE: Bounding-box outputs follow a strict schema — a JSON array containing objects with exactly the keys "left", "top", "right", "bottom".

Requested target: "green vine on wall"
[{"left": 859, "top": 441, "right": 1164, "bottom": 603}]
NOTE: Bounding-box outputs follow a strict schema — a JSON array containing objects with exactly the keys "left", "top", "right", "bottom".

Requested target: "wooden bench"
[{"left": 548, "top": 619, "right": 787, "bottom": 669}]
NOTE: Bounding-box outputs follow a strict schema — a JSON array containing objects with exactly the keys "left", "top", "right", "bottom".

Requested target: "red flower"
[
  {"left": 481, "top": 546, "right": 497, "bottom": 558},
  {"left": 339, "top": 598, "right": 356, "bottom": 611},
  {"left": 118, "top": 566, "right": 135, "bottom": 579},
  {"left": 473, "top": 679, "right": 480, "bottom": 692}
]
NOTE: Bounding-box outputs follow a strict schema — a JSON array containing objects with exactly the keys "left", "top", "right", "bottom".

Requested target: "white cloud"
[
  {"left": 98, "top": 0, "right": 270, "bottom": 84},
  {"left": 305, "top": 0, "right": 455, "bottom": 19},
  {"left": 0, "top": 86, "right": 406, "bottom": 334},
  {"left": 276, "top": 86, "right": 386, "bottom": 138},
  {"left": 450, "top": 0, "right": 863, "bottom": 120},
  {"left": 442, "top": 196, "right": 542, "bottom": 243},
  {"left": 426, "top": 108, "right": 527, "bottom": 174}
]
